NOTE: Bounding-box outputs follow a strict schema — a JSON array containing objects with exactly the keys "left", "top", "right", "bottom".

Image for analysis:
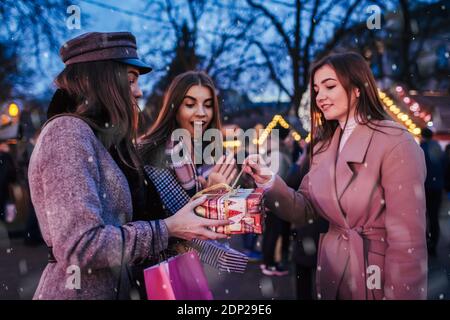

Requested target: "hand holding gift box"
[{"left": 192, "top": 183, "right": 265, "bottom": 235}]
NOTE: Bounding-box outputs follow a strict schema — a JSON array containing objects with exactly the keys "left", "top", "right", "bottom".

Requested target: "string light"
[
  {"left": 256, "top": 114, "right": 305, "bottom": 145},
  {"left": 378, "top": 89, "right": 423, "bottom": 136},
  {"left": 388, "top": 86, "right": 432, "bottom": 128}
]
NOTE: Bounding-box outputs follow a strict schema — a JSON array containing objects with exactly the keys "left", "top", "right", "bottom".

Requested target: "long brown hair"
[
  {"left": 54, "top": 60, "right": 141, "bottom": 170},
  {"left": 139, "top": 70, "right": 222, "bottom": 164},
  {"left": 309, "top": 52, "right": 391, "bottom": 159}
]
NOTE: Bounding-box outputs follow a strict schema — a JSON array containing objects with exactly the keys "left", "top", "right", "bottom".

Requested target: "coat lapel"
[
  {"left": 335, "top": 124, "right": 375, "bottom": 200},
  {"left": 309, "top": 127, "right": 345, "bottom": 226}
]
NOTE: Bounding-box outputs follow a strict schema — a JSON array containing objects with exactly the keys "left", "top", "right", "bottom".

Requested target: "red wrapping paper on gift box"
[{"left": 194, "top": 185, "right": 264, "bottom": 235}]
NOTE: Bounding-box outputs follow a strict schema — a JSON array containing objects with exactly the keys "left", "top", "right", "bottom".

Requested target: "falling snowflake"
[
  {"left": 439, "top": 294, "right": 444, "bottom": 299},
  {"left": 392, "top": 64, "right": 397, "bottom": 71},
  {"left": 105, "top": 122, "right": 110, "bottom": 128},
  {"left": 308, "top": 219, "right": 313, "bottom": 224},
  {"left": 317, "top": 293, "right": 322, "bottom": 300},
  {"left": 225, "top": 289, "right": 229, "bottom": 294},
  {"left": 274, "top": 201, "right": 279, "bottom": 208},
  {"left": 19, "top": 260, "right": 28, "bottom": 275},
  {"left": 259, "top": 277, "right": 274, "bottom": 297},
  {"left": 407, "top": 248, "right": 414, "bottom": 254},
  {"left": 88, "top": 156, "right": 93, "bottom": 162},
  {"left": 130, "top": 288, "right": 140, "bottom": 300}
]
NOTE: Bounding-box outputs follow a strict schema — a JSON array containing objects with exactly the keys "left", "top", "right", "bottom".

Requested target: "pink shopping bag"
[{"left": 144, "top": 251, "right": 213, "bottom": 300}]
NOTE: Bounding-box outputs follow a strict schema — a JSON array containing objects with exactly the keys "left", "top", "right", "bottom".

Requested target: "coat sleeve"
[
  {"left": 35, "top": 117, "right": 168, "bottom": 270},
  {"left": 381, "top": 136, "right": 427, "bottom": 299},
  {"left": 264, "top": 173, "right": 318, "bottom": 226}
]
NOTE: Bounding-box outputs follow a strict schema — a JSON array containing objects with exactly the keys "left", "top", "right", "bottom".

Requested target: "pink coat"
[{"left": 265, "top": 120, "right": 427, "bottom": 300}]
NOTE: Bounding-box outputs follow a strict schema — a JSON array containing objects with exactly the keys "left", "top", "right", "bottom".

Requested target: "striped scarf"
[{"left": 165, "top": 138, "right": 213, "bottom": 196}]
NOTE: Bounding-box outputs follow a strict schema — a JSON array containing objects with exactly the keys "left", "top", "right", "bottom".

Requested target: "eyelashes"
[
  {"left": 184, "top": 104, "right": 212, "bottom": 108},
  {"left": 314, "top": 85, "right": 336, "bottom": 94}
]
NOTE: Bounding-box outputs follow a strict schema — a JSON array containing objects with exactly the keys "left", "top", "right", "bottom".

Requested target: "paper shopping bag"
[{"left": 144, "top": 251, "right": 213, "bottom": 300}]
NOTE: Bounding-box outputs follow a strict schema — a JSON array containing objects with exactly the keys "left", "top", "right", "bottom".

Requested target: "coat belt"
[{"left": 329, "top": 224, "right": 386, "bottom": 299}]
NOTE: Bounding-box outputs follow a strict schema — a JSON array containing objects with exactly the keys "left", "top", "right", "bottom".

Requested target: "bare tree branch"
[
  {"left": 246, "top": 0, "right": 294, "bottom": 55},
  {"left": 251, "top": 40, "right": 292, "bottom": 99}
]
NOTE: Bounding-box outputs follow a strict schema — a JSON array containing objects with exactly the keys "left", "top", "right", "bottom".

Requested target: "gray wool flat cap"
[{"left": 59, "top": 32, "right": 152, "bottom": 74}]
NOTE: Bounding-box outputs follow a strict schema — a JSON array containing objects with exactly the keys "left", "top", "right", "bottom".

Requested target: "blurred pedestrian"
[
  {"left": 444, "top": 144, "right": 450, "bottom": 200},
  {"left": 23, "top": 130, "right": 44, "bottom": 246},
  {"left": 420, "top": 128, "right": 446, "bottom": 256},
  {"left": 0, "top": 141, "right": 17, "bottom": 223},
  {"left": 260, "top": 125, "right": 292, "bottom": 276},
  {"left": 285, "top": 143, "right": 328, "bottom": 300}
]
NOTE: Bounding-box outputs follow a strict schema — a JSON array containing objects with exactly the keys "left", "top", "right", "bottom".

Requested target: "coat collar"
[
  {"left": 309, "top": 124, "right": 375, "bottom": 225},
  {"left": 335, "top": 123, "right": 375, "bottom": 200}
]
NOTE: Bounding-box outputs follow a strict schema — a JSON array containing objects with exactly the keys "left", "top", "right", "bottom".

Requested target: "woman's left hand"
[{"left": 199, "top": 154, "right": 238, "bottom": 188}]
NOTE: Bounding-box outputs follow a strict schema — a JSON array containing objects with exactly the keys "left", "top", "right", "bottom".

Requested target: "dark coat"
[
  {"left": 285, "top": 162, "right": 328, "bottom": 268},
  {"left": 0, "top": 151, "right": 16, "bottom": 218}
]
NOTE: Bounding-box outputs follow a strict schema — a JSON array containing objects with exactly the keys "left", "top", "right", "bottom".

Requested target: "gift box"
[{"left": 193, "top": 184, "right": 264, "bottom": 234}]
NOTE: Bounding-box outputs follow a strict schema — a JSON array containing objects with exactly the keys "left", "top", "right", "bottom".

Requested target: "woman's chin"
[{"left": 323, "top": 114, "right": 337, "bottom": 121}]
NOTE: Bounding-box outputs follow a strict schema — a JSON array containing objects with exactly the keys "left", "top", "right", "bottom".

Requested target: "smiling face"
[
  {"left": 313, "top": 64, "right": 359, "bottom": 125},
  {"left": 176, "top": 85, "right": 214, "bottom": 137}
]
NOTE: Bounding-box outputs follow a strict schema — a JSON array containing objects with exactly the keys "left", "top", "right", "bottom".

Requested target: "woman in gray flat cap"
[{"left": 28, "top": 32, "right": 230, "bottom": 300}]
